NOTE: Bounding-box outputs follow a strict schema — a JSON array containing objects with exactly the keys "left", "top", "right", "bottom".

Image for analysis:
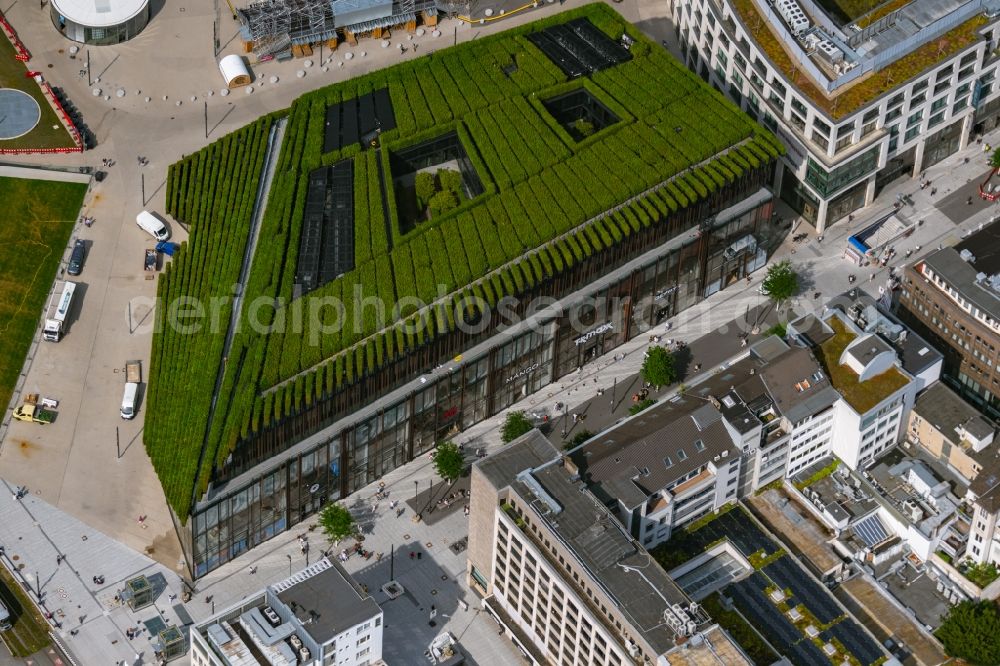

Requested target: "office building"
[
  {"left": 189, "top": 558, "right": 383, "bottom": 666},
  {"left": 787, "top": 296, "right": 940, "bottom": 471},
  {"left": 907, "top": 382, "right": 996, "bottom": 480},
  {"left": 466, "top": 431, "right": 750, "bottom": 666},
  {"left": 898, "top": 221, "right": 1000, "bottom": 419},
  {"left": 671, "top": 0, "right": 1000, "bottom": 231}
]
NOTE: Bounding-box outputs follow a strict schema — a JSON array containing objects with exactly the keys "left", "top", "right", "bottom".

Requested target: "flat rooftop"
[
  {"left": 663, "top": 624, "right": 751, "bottom": 665},
  {"left": 815, "top": 315, "right": 911, "bottom": 414},
  {"left": 272, "top": 558, "right": 380, "bottom": 643},
  {"left": 794, "top": 458, "right": 880, "bottom": 521},
  {"left": 729, "top": 0, "right": 989, "bottom": 118},
  {"left": 923, "top": 220, "right": 1000, "bottom": 321},
  {"left": 834, "top": 292, "right": 942, "bottom": 378},
  {"left": 497, "top": 431, "right": 696, "bottom": 656}
]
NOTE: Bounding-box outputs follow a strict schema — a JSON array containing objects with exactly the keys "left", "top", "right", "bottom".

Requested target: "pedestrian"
[
  {"left": 248, "top": 566, "right": 257, "bottom": 575},
  {"left": 56, "top": 554, "right": 62, "bottom": 565},
  {"left": 869, "top": 273, "right": 874, "bottom": 282},
  {"left": 968, "top": 196, "right": 974, "bottom": 205}
]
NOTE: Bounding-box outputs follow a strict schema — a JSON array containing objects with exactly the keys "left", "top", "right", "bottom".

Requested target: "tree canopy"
[
  {"left": 318, "top": 503, "right": 355, "bottom": 543},
  {"left": 501, "top": 410, "right": 534, "bottom": 443},
  {"left": 642, "top": 346, "right": 677, "bottom": 388},
  {"left": 432, "top": 440, "right": 465, "bottom": 482},
  {"left": 761, "top": 259, "right": 798, "bottom": 305},
  {"left": 935, "top": 600, "right": 1000, "bottom": 665},
  {"left": 990, "top": 147, "right": 1000, "bottom": 171}
]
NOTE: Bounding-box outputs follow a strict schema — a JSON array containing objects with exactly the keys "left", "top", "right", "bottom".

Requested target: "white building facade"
[
  {"left": 190, "top": 558, "right": 383, "bottom": 666},
  {"left": 671, "top": 0, "right": 1000, "bottom": 231}
]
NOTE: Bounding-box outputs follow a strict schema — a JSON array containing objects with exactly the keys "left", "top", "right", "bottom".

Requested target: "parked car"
[{"left": 67, "top": 239, "right": 86, "bottom": 276}]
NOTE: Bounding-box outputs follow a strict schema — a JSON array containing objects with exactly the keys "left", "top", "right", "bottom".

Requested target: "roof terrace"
[
  {"left": 728, "top": 0, "right": 991, "bottom": 118},
  {"left": 816, "top": 316, "right": 910, "bottom": 413}
]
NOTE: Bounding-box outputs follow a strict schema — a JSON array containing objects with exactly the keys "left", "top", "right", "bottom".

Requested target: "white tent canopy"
[{"left": 219, "top": 55, "right": 251, "bottom": 89}]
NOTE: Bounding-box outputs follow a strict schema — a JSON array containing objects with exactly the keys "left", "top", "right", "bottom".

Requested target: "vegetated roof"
[
  {"left": 816, "top": 317, "right": 910, "bottom": 413},
  {"left": 729, "top": 0, "right": 988, "bottom": 119},
  {"left": 151, "top": 3, "right": 783, "bottom": 518}
]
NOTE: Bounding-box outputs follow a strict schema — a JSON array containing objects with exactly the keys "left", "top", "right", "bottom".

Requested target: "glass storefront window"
[{"left": 804, "top": 146, "right": 878, "bottom": 197}]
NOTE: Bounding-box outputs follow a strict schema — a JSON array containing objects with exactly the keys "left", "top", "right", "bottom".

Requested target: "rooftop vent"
[{"left": 960, "top": 249, "right": 976, "bottom": 263}]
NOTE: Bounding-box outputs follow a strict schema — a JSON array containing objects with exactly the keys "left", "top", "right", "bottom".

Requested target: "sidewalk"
[{"left": 543, "top": 303, "right": 780, "bottom": 446}]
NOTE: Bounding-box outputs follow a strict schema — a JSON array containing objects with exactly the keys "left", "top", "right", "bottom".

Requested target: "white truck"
[
  {"left": 43, "top": 280, "right": 77, "bottom": 342},
  {"left": 121, "top": 360, "right": 141, "bottom": 419}
]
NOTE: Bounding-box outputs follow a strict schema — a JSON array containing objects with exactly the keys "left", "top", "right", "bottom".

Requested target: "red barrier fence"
[
  {"left": 0, "top": 11, "right": 85, "bottom": 154},
  {"left": 0, "top": 12, "right": 30, "bottom": 61}
]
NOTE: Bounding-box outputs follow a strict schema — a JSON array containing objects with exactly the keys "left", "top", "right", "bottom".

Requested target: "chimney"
[{"left": 561, "top": 455, "right": 579, "bottom": 477}]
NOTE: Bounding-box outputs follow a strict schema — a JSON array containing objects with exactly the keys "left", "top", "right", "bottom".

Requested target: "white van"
[
  {"left": 121, "top": 360, "right": 141, "bottom": 419},
  {"left": 136, "top": 211, "right": 170, "bottom": 241},
  {"left": 121, "top": 383, "right": 138, "bottom": 419}
]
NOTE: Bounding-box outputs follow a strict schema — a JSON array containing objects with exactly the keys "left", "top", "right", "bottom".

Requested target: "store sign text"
[
  {"left": 505, "top": 362, "right": 540, "bottom": 384},
  {"left": 574, "top": 322, "right": 613, "bottom": 346}
]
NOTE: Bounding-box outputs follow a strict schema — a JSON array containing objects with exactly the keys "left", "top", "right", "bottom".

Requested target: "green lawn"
[
  {"left": 0, "top": 564, "right": 51, "bottom": 656},
  {"left": 0, "top": 33, "right": 77, "bottom": 150},
  {"left": 0, "top": 176, "right": 87, "bottom": 414}
]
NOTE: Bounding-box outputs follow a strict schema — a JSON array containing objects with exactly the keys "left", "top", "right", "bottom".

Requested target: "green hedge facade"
[{"left": 149, "top": 3, "right": 783, "bottom": 520}]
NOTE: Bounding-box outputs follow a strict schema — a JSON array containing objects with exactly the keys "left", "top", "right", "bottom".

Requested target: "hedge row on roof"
[
  {"left": 151, "top": 3, "right": 783, "bottom": 518},
  {"left": 148, "top": 116, "right": 273, "bottom": 518}
]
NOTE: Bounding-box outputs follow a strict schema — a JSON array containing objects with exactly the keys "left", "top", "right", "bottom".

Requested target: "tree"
[
  {"left": 990, "top": 147, "right": 1000, "bottom": 172},
  {"left": 501, "top": 410, "right": 533, "bottom": 443},
  {"left": 318, "top": 503, "right": 355, "bottom": 543},
  {"left": 563, "top": 429, "right": 594, "bottom": 450},
  {"left": 642, "top": 346, "right": 677, "bottom": 388},
  {"left": 428, "top": 189, "right": 459, "bottom": 217},
  {"left": 415, "top": 171, "right": 436, "bottom": 207},
  {"left": 935, "top": 600, "right": 1000, "bottom": 665},
  {"left": 432, "top": 440, "right": 464, "bottom": 482},
  {"left": 436, "top": 168, "right": 463, "bottom": 195},
  {"left": 761, "top": 259, "right": 798, "bottom": 307}
]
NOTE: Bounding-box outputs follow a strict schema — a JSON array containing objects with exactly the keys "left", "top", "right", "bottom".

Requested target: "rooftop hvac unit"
[
  {"left": 626, "top": 640, "right": 641, "bottom": 658},
  {"left": 816, "top": 39, "right": 844, "bottom": 64},
  {"left": 775, "top": 0, "right": 810, "bottom": 35},
  {"left": 686, "top": 621, "right": 698, "bottom": 635},
  {"left": 960, "top": 249, "right": 977, "bottom": 263},
  {"left": 722, "top": 450, "right": 729, "bottom": 457},
  {"left": 262, "top": 606, "right": 281, "bottom": 627},
  {"left": 298, "top": 646, "right": 311, "bottom": 662},
  {"left": 290, "top": 634, "right": 303, "bottom": 649}
]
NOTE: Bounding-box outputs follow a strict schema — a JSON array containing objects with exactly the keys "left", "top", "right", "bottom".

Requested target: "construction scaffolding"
[{"left": 238, "top": 0, "right": 444, "bottom": 58}]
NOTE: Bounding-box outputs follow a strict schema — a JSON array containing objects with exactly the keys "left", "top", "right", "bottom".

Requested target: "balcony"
[{"left": 671, "top": 469, "right": 715, "bottom": 498}]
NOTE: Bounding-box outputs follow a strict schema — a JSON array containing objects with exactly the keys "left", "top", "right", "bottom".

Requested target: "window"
[
  {"left": 909, "top": 92, "right": 926, "bottom": 108},
  {"left": 813, "top": 118, "right": 831, "bottom": 136},
  {"left": 907, "top": 110, "right": 923, "bottom": 127},
  {"left": 804, "top": 146, "right": 879, "bottom": 196},
  {"left": 771, "top": 79, "right": 787, "bottom": 97},
  {"left": 912, "top": 79, "right": 928, "bottom": 94},
  {"left": 961, "top": 51, "right": 977, "bottom": 67},
  {"left": 695, "top": 439, "right": 706, "bottom": 452},
  {"left": 885, "top": 107, "right": 902, "bottom": 122},
  {"left": 959, "top": 64, "right": 975, "bottom": 81},
  {"left": 936, "top": 65, "right": 954, "bottom": 81},
  {"left": 677, "top": 448, "right": 688, "bottom": 461},
  {"left": 837, "top": 123, "right": 855, "bottom": 137},
  {"left": 931, "top": 96, "right": 948, "bottom": 113},
  {"left": 954, "top": 97, "right": 969, "bottom": 113},
  {"left": 791, "top": 97, "right": 807, "bottom": 116},
  {"left": 888, "top": 92, "right": 905, "bottom": 108},
  {"left": 664, "top": 455, "right": 673, "bottom": 468},
  {"left": 929, "top": 111, "right": 945, "bottom": 128},
  {"left": 862, "top": 107, "right": 880, "bottom": 123}
]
